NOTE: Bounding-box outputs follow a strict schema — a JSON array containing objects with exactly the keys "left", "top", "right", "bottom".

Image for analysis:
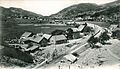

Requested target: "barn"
[{"left": 49, "top": 35, "right": 67, "bottom": 44}]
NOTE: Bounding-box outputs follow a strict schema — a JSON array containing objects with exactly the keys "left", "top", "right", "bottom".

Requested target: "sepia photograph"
[{"left": 0, "top": 0, "right": 120, "bottom": 69}]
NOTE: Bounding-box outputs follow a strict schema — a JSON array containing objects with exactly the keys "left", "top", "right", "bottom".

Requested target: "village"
[
  {"left": 0, "top": 0, "right": 120, "bottom": 69},
  {"left": 1, "top": 20, "right": 120, "bottom": 69}
]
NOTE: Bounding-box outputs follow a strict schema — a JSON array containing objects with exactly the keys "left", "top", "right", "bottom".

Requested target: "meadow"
[
  {"left": 1, "top": 24, "right": 73, "bottom": 40},
  {"left": 1, "top": 21, "right": 110, "bottom": 40}
]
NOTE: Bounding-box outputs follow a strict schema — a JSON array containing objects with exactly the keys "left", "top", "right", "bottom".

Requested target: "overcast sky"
[{"left": 0, "top": 0, "right": 116, "bottom": 16}]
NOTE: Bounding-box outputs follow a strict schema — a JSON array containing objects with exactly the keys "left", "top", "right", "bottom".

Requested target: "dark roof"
[
  {"left": 28, "top": 35, "right": 46, "bottom": 43},
  {"left": 42, "top": 34, "right": 51, "bottom": 40},
  {"left": 114, "top": 28, "right": 120, "bottom": 31},
  {"left": 69, "top": 28, "right": 80, "bottom": 32}
]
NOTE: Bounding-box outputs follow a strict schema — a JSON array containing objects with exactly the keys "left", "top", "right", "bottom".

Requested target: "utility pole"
[
  {"left": 68, "top": 63, "right": 70, "bottom": 69},
  {"left": 69, "top": 65, "right": 70, "bottom": 69},
  {"left": 58, "top": 65, "right": 60, "bottom": 69}
]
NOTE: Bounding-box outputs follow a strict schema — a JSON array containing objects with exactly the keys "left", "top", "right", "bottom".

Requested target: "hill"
[
  {"left": 0, "top": 7, "right": 42, "bottom": 18},
  {"left": 50, "top": 0, "right": 120, "bottom": 22},
  {"left": 0, "top": 6, "right": 43, "bottom": 27},
  {"left": 50, "top": 3, "right": 99, "bottom": 18}
]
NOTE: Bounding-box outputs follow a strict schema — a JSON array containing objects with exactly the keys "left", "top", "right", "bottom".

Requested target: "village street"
[
  {"left": 31, "top": 23, "right": 120, "bottom": 69},
  {"left": 32, "top": 34, "right": 92, "bottom": 69},
  {"left": 1, "top": 21, "right": 120, "bottom": 69},
  {"left": 38, "top": 39, "right": 120, "bottom": 69}
]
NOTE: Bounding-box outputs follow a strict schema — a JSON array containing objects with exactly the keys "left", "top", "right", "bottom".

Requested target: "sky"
[{"left": 0, "top": 0, "right": 116, "bottom": 16}]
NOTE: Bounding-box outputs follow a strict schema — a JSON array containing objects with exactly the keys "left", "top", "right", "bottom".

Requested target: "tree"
[
  {"left": 87, "top": 36, "right": 99, "bottom": 48},
  {"left": 87, "top": 36, "right": 99, "bottom": 44},
  {"left": 99, "top": 32, "right": 110, "bottom": 44},
  {"left": 87, "top": 31, "right": 110, "bottom": 48},
  {"left": 51, "top": 29, "right": 66, "bottom": 36},
  {"left": 112, "top": 30, "right": 120, "bottom": 39}
]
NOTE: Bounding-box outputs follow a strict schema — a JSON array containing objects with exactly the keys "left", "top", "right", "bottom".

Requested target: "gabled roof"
[
  {"left": 21, "top": 32, "right": 32, "bottom": 38},
  {"left": 109, "top": 24, "right": 118, "bottom": 27},
  {"left": 71, "top": 28, "right": 80, "bottom": 32},
  {"left": 20, "top": 44, "right": 38, "bottom": 51},
  {"left": 69, "top": 25, "right": 86, "bottom": 32},
  {"left": 25, "top": 46, "right": 38, "bottom": 51},
  {"left": 78, "top": 25, "right": 86, "bottom": 32},
  {"left": 36, "top": 32, "right": 44, "bottom": 36},
  {"left": 42, "top": 34, "right": 51, "bottom": 40},
  {"left": 64, "top": 54, "right": 77, "bottom": 62},
  {"left": 114, "top": 28, "right": 120, "bottom": 31},
  {"left": 50, "top": 35, "right": 67, "bottom": 41},
  {"left": 28, "top": 35, "right": 46, "bottom": 43},
  {"left": 109, "top": 24, "right": 118, "bottom": 31}
]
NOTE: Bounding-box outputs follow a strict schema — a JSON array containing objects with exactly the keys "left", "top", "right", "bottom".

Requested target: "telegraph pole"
[{"left": 68, "top": 62, "right": 70, "bottom": 69}]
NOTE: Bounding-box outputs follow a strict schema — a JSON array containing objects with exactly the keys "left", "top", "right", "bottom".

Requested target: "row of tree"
[{"left": 87, "top": 31, "right": 110, "bottom": 48}]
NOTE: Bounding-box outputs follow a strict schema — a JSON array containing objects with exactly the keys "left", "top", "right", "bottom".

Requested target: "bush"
[
  {"left": 99, "top": 32, "right": 110, "bottom": 44},
  {"left": 51, "top": 29, "right": 66, "bottom": 35},
  {"left": 87, "top": 36, "right": 99, "bottom": 44}
]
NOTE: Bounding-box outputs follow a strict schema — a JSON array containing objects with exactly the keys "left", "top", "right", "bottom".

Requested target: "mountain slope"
[
  {"left": 92, "top": 5, "right": 120, "bottom": 17},
  {"left": 0, "top": 7, "right": 42, "bottom": 18},
  {"left": 50, "top": 3, "right": 100, "bottom": 18},
  {"left": 50, "top": 0, "right": 120, "bottom": 19},
  {"left": 0, "top": 6, "right": 42, "bottom": 19},
  {"left": 0, "top": 6, "right": 43, "bottom": 27}
]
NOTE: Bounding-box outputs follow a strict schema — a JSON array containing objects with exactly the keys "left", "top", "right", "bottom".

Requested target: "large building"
[
  {"left": 49, "top": 35, "right": 67, "bottom": 44},
  {"left": 66, "top": 24, "right": 87, "bottom": 39},
  {"left": 24, "top": 35, "right": 48, "bottom": 47},
  {"left": 19, "top": 32, "right": 34, "bottom": 43}
]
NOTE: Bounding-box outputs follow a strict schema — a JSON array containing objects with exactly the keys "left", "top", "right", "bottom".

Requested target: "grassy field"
[
  {"left": 1, "top": 24, "right": 73, "bottom": 40},
  {"left": 1, "top": 21, "right": 110, "bottom": 40}
]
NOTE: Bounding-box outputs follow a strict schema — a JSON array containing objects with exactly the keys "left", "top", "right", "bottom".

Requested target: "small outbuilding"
[
  {"left": 64, "top": 54, "right": 77, "bottom": 63},
  {"left": 19, "top": 32, "right": 34, "bottom": 43}
]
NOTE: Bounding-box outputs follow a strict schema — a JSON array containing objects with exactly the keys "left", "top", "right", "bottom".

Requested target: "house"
[
  {"left": 78, "top": 24, "right": 87, "bottom": 32},
  {"left": 63, "top": 54, "right": 77, "bottom": 63},
  {"left": 75, "top": 17, "right": 83, "bottom": 21},
  {"left": 67, "top": 28, "right": 81, "bottom": 39},
  {"left": 25, "top": 46, "right": 39, "bottom": 53},
  {"left": 118, "top": 23, "right": 120, "bottom": 28},
  {"left": 109, "top": 24, "right": 118, "bottom": 31},
  {"left": 19, "top": 32, "right": 34, "bottom": 43},
  {"left": 20, "top": 32, "right": 33, "bottom": 38},
  {"left": 20, "top": 44, "right": 39, "bottom": 53},
  {"left": 36, "top": 32, "right": 44, "bottom": 37},
  {"left": 49, "top": 35, "right": 67, "bottom": 44},
  {"left": 42, "top": 34, "right": 51, "bottom": 40},
  {"left": 83, "top": 16, "right": 93, "bottom": 21},
  {"left": 24, "top": 35, "right": 48, "bottom": 47},
  {"left": 66, "top": 24, "right": 86, "bottom": 39}
]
